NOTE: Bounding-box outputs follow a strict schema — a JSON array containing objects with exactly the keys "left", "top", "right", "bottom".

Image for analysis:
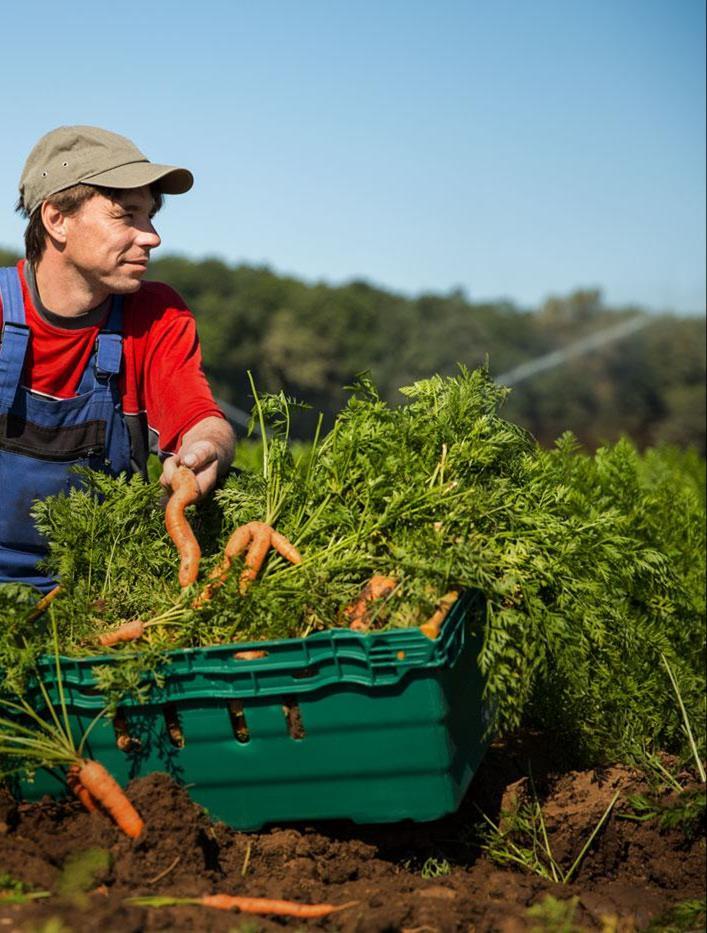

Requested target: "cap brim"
[{"left": 80, "top": 161, "right": 194, "bottom": 195}]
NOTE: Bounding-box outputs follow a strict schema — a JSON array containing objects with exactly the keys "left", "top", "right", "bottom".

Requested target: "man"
[{"left": 0, "top": 125, "right": 235, "bottom": 592}]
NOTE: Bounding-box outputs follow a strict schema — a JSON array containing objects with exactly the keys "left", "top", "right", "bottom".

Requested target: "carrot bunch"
[
  {"left": 163, "top": 466, "right": 302, "bottom": 602},
  {"left": 196, "top": 520, "right": 302, "bottom": 605}
]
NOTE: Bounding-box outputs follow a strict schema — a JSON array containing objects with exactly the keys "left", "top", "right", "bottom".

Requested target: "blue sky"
[{"left": 0, "top": 0, "right": 704, "bottom": 313}]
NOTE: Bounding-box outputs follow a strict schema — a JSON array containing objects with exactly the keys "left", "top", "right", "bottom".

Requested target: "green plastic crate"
[{"left": 17, "top": 591, "right": 492, "bottom": 829}]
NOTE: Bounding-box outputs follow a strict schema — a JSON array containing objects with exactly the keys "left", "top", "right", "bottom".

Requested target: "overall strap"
[
  {"left": 95, "top": 296, "right": 124, "bottom": 380},
  {"left": 0, "top": 268, "right": 30, "bottom": 412},
  {"left": 77, "top": 295, "right": 125, "bottom": 394}
]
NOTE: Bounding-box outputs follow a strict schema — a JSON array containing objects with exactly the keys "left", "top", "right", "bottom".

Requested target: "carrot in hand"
[
  {"left": 166, "top": 466, "right": 201, "bottom": 587},
  {"left": 76, "top": 759, "right": 144, "bottom": 838}
]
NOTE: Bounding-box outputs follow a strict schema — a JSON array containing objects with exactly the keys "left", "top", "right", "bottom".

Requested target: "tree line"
[{"left": 2, "top": 248, "right": 704, "bottom": 452}]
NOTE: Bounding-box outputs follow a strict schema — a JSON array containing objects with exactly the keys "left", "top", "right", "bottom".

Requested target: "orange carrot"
[
  {"left": 225, "top": 523, "right": 255, "bottom": 560},
  {"left": 67, "top": 764, "right": 98, "bottom": 813},
  {"left": 77, "top": 759, "right": 144, "bottom": 839},
  {"left": 419, "top": 591, "right": 459, "bottom": 639},
  {"left": 270, "top": 530, "right": 302, "bottom": 565},
  {"left": 193, "top": 523, "right": 253, "bottom": 606},
  {"left": 344, "top": 575, "right": 398, "bottom": 631},
  {"left": 233, "top": 650, "right": 269, "bottom": 660},
  {"left": 98, "top": 619, "right": 146, "bottom": 647},
  {"left": 26, "top": 585, "right": 63, "bottom": 623},
  {"left": 165, "top": 466, "right": 201, "bottom": 587},
  {"left": 194, "top": 522, "right": 301, "bottom": 605},
  {"left": 240, "top": 522, "right": 272, "bottom": 593},
  {"left": 199, "top": 894, "right": 357, "bottom": 917}
]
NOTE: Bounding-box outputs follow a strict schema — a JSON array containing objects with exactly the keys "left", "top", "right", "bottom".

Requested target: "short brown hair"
[{"left": 16, "top": 183, "right": 164, "bottom": 265}]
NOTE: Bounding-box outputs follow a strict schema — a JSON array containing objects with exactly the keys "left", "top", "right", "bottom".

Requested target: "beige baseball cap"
[{"left": 19, "top": 125, "right": 194, "bottom": 214}]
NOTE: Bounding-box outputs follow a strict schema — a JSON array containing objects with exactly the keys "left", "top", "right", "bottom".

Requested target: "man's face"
[{"left": 61, "top": 186, "right": 161, "bottom": 294}]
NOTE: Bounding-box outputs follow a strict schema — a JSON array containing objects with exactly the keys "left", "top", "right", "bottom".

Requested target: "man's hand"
[{"left": 160, "top": 416, "right": 235, "bottom": 498}]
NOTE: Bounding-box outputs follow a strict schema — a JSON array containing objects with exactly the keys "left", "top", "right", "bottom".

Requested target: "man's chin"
[{"left": 110, "top": 273, "right": 146, "bottom": 294}]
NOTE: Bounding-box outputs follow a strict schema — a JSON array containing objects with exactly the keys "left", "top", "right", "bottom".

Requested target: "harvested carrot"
[
  {"left": 166, "top": 466, "right": 201, "bottom": 587},
  {"left": 77, "top": 759, "right": 144, "bottom": 839},
  {"left": 233, "top": 650, "right": 269, "bottom": 660},
  {"left": 225, "top": 523, "right": 254, "bottom": 560},
  {"left": 66, "top": 764, "right": 98, "bottom": 813},
  {"left": 98, "top": 618, "right": 146, "bottom": 647},
  {"left": 419, "top": 590, "right": 459, "bottom": 639},
  {"left": 199, "top": 894, "right": 358, "bottom": 917},
  {"left": 194, "top": 523, "right": 253, "bottom": 606},
  {"left": 195, "top": 521, "right": 302, "bottom": 604},
  {"left": 26, "top": 585, "right": 62, "bottom": 623},
  {"left": 240, "top": 522, "right": 272, "bottom": 593},
  {"left": 343, "top": 575, "right": 398, "bottom": 631},
  {"left": 270, "top": 529, "right": 302, "bottom": 565}
]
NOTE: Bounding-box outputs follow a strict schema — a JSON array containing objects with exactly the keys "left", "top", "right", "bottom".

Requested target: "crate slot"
[
  {"left": 292, "top": 666, "right": 316, "bottom": 680},
  {"left": 282, "top": 697, "right": 305, "bottom": 740},
  {"left": 228, "top": 699, "right": 250, "bottom": 744},
  {"left": 163, "top": 704, "right": 185, "bottom": 748},
  {"left": 113, "top": 708, "right": 140, "bottom": 752}
]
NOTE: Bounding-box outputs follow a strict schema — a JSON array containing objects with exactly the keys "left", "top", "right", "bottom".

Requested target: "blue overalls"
[{"left": 0, "top": 266, "right": 132, "bottom": 593}]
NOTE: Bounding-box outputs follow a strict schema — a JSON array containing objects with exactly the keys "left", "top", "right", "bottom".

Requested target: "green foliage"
[
  {"left": 526, "top": 895, "right": 581, "bottom": 933},
  {"left": 647, "top": 899, "right": 707, "bottom": 933},
  {"left": 0, "top": 871, "right": 50, "bottom": 904},
  {"left": 618, "top": 787, "right": 706, "bottom": 842},
  {"left": 57, "top": 848, "right": 111, "bottom": 906},
  {"left": 0, "top": 369, "right": 704, "bottom": 767},
  {"left": 142, "top": 254, "right": 707, "bottom": 453},
  {"left": 420, "top": 857, "right": 452, "bottom": 879},
  {"left": 481, "top": 784, "right": 620, "bottom": 884}
]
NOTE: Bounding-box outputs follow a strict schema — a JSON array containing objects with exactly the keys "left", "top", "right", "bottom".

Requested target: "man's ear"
[{"left": 40, "top": 201, "right": 69, "bottom": 245}]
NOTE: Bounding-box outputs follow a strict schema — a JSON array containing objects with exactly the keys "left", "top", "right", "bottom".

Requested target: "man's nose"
[{"left": 137, "top": 221, "right": 161, "bottom": 250}]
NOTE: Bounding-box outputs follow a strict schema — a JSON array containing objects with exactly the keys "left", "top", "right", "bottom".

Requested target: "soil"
[{"left": 0, "top": 736, "right": 704, "bottom": 933}]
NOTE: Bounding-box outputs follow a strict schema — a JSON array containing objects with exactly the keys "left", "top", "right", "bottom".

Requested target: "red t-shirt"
[{"left": 0, "top": 260, "right": 224, "bottom": 456}]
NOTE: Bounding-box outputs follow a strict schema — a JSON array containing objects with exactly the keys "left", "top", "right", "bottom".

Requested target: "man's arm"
[{"left": 160, "top": 416, "right": 235, "bottom": 498}]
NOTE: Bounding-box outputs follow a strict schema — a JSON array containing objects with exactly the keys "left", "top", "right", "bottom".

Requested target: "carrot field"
[{"left": 1, "top": 370, "right": 705, "bottom": 931}]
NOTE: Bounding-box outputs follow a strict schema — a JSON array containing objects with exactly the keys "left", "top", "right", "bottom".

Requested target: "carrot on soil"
[
  {"left": 66, "top": 764, "right": 98, "bottom": 814},
  {"left": 199, "top": 893, "right": 358, "bottom": 917},
  {"left": 76, "top": 759, "right": 144, "bottom": 839},
  {"left": 165, "top": 466, "right": 201, "bottom": 587}
]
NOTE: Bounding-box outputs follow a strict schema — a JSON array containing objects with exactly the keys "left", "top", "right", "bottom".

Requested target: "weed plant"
[{"left": 0, "top": 368, "right": 704, "bottom": 766}]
